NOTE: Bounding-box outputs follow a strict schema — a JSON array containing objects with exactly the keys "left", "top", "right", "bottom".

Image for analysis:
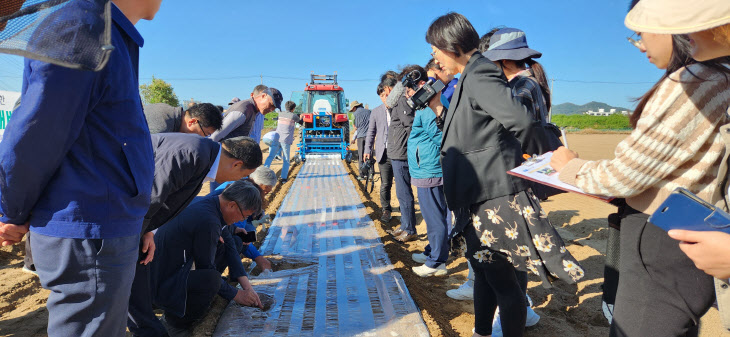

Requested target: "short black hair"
[
  {"left": 216, "top": 105, "right": 225, "bottom": 113},
  {"left": 399, "top": 64, "right": 428, "bottom": 86},
  {"left": 376, "top": 83, "right": 385, "bottom": 95},
  {"left": 426, "top": 12, "right": 480, "bottom": 57},
  {"left": 221, "top": 136, "right": 263, "bottom": 169},
  {"left": 186, "top": 103, "right": 223, "bottom": 130},
  {"left": 380, "top": 70, "right": 398, "bottom": 82},
  {"left": 380, "top": 75, "right": 397, "bottom": 90},
  {"left": 425, "top": 58, "right": 441, "bottom": 71},
  {"left": 285, "top": 101, "right": 296, "bottom": 112},
  {"left": 478, "top": 27, "right": 504, "bottom": 53}
]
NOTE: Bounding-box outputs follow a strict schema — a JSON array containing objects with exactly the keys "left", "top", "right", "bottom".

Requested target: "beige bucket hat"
[{"left": 625, "top": 0, "right": 730, "bottom": 34}]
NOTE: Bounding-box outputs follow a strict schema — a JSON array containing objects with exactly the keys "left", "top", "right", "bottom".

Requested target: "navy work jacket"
[{"left": 0, "top": 4, "right": 154, "bottom": 239}]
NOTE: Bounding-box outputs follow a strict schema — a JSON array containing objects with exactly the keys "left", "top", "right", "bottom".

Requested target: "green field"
[{"left": 552, "top": 114, "right": 631, "bottom": 131}]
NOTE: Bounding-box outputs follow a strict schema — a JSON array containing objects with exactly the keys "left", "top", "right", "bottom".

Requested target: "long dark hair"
[{"left": 631, "top": 35, "right": 730, "bottom": 128}]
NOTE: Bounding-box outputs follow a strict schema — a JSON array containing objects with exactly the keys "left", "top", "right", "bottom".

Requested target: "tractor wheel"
[{"left": 342, "top": 124, "right": 350, "bottom": 144}]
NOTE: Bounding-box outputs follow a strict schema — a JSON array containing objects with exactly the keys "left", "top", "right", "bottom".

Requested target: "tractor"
[{"left": 293, "top": 73, "right": 352, "bottom": 162}]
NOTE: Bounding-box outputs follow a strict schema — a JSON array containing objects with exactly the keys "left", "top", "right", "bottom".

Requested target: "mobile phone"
[{"left": 236, "top": 231, "right": 257, "bottom": 243}]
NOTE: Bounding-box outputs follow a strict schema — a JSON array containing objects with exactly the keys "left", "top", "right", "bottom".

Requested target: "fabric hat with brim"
[
  {"left": 625, "top": 0, "right": 730, "bottom": 34},
  {"left": 228, "top": 97, "right": 241, "bottom": 105},
  {"left": 349, "top": 100, "right": 363, "bottom": 112},
  {"left": 482, "top": 28, "right": 542, "bottom": 62}
]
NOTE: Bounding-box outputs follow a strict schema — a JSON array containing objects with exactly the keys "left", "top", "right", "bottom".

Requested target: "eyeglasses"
[
  {"left": 430, "top": 50, "right": 437, "bottom": 58},
  {"left": 236, "top": 202, "right": 247, "bottom": 220},
  {"left": 627, "top": 32, "right": 642, "bottom": 50},
  {"left": 197, "top": 120, "right": 209, "bottom": 137}
]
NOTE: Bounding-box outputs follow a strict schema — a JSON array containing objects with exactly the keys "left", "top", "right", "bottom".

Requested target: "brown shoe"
[
  {"left": 388, "top": 228, "right": 404, "bottom": 237},
  {"left": 380, "top": 210, "right": 392, "bottom": 222},
  {"left": 393, "top": 231, "right": 417, "bottom": 243}
]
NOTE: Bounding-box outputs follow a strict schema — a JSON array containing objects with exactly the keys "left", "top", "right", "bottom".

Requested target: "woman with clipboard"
[{"left": 550, "top": 1, "right": 730, "bottom": 335}]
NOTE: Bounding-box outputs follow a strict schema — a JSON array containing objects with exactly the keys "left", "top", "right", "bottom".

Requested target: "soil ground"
[{"left": 1, "top": 132, "right": 729, "bottom": 337}]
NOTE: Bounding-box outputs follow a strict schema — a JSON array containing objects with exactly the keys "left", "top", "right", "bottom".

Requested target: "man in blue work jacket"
[{"left": 0, "top": 1, "right": 162, "bottom": 336}]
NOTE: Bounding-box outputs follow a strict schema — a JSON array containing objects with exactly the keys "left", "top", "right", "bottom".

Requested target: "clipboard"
[
  {"left": 649, "top": 187, "right": 730, "bottom": 234},
  {"left": 507, "top": 152, "right": 613, "bottom": 202}
]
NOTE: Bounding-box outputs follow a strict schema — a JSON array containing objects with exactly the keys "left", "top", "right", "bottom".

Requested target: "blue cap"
[{"left": 482, "top": 28, "right": 542, "bottom": 62}]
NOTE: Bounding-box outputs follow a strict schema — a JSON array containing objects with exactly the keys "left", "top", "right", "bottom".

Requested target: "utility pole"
[{"left": 260, "top": 74, "right": 263, "bottom": 84}]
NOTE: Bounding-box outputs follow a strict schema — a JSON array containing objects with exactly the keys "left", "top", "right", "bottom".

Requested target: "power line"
[{"left": 553, "top": 78, "right": 655, "bottom": 85}]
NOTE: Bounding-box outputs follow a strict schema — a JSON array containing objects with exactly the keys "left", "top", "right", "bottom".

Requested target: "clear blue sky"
[{"left": 0, "top": 0, "right": 662, "bottom": 110}]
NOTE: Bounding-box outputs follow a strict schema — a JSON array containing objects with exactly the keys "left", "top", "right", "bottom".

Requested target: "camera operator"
[
  {"left": 385, "top": 65, "right": 428, "bottom": 242},
  {"left": 364, "top": 74, "right": 398, "bottom": 222},
  {"left": 406, "top": 76, "right": 451, "bottom": 277},
  {"left": 425, "top": 12, "right": 583, "bottom": 337},
  {"left": 425, "top": 58, "right": 458, "bottom": 103}
]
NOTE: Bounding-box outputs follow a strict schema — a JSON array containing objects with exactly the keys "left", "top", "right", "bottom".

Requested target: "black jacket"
[
  {"left": 386, "top": 95, "right": 415, "bottom": 161},
  {"left": 440, "top": 52, "right": 547, "bottom": 209},
  {"left": 144, "top": 133, "right": 220, "bottom": 232}
]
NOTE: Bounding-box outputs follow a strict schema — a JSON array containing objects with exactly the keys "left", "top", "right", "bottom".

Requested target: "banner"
[{"left": 0, "top": 90, "right": 21, "bottom": 140}]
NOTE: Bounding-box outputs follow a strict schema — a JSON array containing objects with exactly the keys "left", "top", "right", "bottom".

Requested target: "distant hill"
[{"left": 552, "top": 101, "right": 631, "bottom": 115}]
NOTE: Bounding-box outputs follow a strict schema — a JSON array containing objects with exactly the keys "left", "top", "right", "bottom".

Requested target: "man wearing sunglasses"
[
  {"left": 144, "top": 102, "right": 223, "bottom": 137},
  {"left": 127, "top": 133, "right": 262, "bottom": 337},
  {"left": 210, "top": 84, "right": 283, "bottom": 142}
]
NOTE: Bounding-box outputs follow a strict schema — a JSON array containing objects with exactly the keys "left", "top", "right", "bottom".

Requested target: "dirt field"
[{"left": 1, "top": 132, "right": 729, "bottom": 337}]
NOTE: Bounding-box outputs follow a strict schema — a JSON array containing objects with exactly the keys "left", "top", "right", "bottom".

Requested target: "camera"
[
  {"left": 360, "top": 158, "right": 374, "bottom": 178},
  {"left": 401, "top": 69, "right": 446, "bottom": 111},
  {"left": 407, "top": 78, "right": 446, "bottom": 111}
]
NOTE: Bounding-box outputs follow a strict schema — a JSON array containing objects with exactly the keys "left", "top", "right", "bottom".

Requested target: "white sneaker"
[
  {"left": 412, "top": 264, "right": 447, "bottom": 277},
  {"left": 491, "top": 305, "right": 540, "bottom": 336},
  {"left": 602, "top": 301, "right": 614, "bottom": 324},
  {"left": 411, "top": 252, "right": 427, "bottom": 264},
  {"left": 446, "top": 281, "right": 474, "bottom": 300}
]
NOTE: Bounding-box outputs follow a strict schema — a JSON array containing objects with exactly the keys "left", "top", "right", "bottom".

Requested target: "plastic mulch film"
[
  {"left": 214, "top": 155, "right": 430, "bottom": 337},
  {"left": 0, "top": 0, "right": 113, "bottom": 71}
]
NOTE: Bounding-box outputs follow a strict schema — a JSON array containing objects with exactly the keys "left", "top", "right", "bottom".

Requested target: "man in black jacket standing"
[
  {"left": 386, "top": 65, "right": 428, "bottom": 242},
  {"left": 128, "top": 133, "right": 263, "bottom": 337}
]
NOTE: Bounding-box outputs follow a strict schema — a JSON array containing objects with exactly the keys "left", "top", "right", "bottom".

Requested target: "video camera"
[
  {"left": 401, "top": 70, "right": 446, "bottom": 111},
  {"left": 360, "top": 157, "right": 375, "bottom": 178}
]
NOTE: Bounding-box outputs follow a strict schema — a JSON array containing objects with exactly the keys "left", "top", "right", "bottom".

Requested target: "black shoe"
[{"left": 380, "top": 210, "right": 392, "bottom": 222}]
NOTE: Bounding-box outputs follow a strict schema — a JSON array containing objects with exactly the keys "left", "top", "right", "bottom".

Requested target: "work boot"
[{"left": 380, "top": 210, "right": 392, "bottom": 222}]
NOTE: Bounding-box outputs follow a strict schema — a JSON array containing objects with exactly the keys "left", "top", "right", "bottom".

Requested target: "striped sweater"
[{"left": 559, "top": 63, "right": 730, "bottom": 214}]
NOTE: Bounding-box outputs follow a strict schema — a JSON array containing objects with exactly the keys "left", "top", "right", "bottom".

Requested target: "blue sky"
[{"left": 0, "top": 0, "right": 662, "bottom": 110}]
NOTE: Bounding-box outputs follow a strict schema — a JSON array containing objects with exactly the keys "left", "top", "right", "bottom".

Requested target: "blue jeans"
[
  {"left": 417, "top": 185, "right": 451, "bottom": 268},
  {"left": 264, "top": 141, "right": 292, "bottom": 180},
  {"left": 391, "top": 159, "right": 416, "bottom": 235},
  {"left": 32, "top": 232, "right": 140, "bottom": 337}
]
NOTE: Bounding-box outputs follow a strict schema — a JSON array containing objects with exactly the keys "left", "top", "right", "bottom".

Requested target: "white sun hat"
[{"left": 625, "top": 0, "right": 730, "bottom": 34}]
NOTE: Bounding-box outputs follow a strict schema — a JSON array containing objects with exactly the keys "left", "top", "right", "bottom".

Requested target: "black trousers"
[
  {"left": 378, "top": 153, "right": 394, "bottom": 212},
  {"left": 356, "top": 137, "right": 368, "bottom": 175},
  {"left": 164, "top": 269, "right": 220, "bottom": 329},
  {"left": 128, "top": 264, "right": 167, "bottom": 337},
  {"left": 609, "top": 207, "right": 714, "bottom": 337},
  {"left": 466, "top": 225, "right": 526, "bottom": 337}
]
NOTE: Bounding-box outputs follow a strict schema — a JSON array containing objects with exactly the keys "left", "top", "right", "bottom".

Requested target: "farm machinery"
[{"left": 294, "top": 73, "right": 352, "bottom": 162}]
